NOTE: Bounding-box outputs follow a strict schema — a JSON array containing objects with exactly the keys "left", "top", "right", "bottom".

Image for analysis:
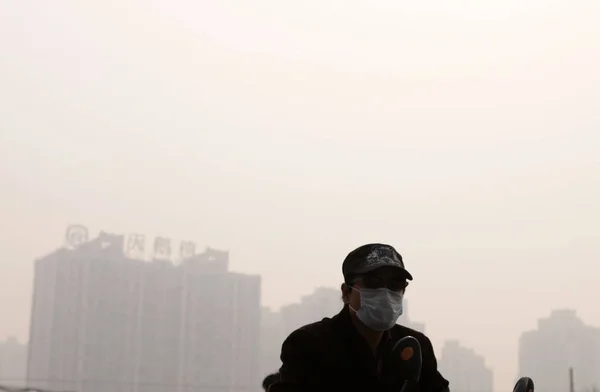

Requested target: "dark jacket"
[{"left": 269, "top": 306, "right": 449, "bottom": 392}]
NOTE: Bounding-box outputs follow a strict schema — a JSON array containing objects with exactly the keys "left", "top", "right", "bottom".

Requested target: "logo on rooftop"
[{"left": 65, "top": 225, "right": 88, "bottom": 249}]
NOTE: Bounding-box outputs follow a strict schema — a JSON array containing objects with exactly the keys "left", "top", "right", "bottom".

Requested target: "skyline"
[
  {"left": 3, "top": 240, "right": 598, "bottom": 392},
  {"left": 2, "top": 227, "right": 598, "bottom": 392}
]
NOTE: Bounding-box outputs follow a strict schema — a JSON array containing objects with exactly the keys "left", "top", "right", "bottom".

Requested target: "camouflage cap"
[{"left": 342, "top": 243, "right": 413, "bottom": 281}]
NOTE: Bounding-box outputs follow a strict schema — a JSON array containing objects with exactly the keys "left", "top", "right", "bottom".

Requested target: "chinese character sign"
[
  {"left": 154, "top": 237, "right": 171, "bottom": 259},
  {"left": 179, "top": 241, "right": 196, "bottom": 260},
  {"left": 126, "top": 234, "right": 145, "bottom": 258}
]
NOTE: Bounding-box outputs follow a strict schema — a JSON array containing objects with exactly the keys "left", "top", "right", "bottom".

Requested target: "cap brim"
[{"left": 352, "top": 262, "right": 413, "bottom": 280}]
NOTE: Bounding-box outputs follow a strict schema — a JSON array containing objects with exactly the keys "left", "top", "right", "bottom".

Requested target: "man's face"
[{"left": 342, "top": 266, "right": 409, "bottom": 311}]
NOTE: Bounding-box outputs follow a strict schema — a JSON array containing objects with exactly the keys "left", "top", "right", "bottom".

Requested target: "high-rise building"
[
  {"left": 438, "top": 340, "right": 493, "bottom": 392},
  {"left": 27, "top": 230, "right": 260, "bottom": 392},
  {"left": 518, "top": 309, "right": 600, "bottom": 392},
  {"left": 27, "top": 233, "right": 135, "bottom": 392},
  {"left": 0, "top": 337, "right": 27, "bottom": 387},
  {"left": 397, "top": 298, "right": 426, "bottom": 333},
  {"left": 279, "top": 287, "right": 342, "bottom": 335},
  {"left": 178, "top": 254, "right": 261, "bottom": 392},
  {"left": 258, "top": 308, "right": 285, "bottom": 380}
]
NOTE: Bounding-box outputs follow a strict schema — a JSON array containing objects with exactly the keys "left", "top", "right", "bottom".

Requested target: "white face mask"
[{"left": 350, "top": 287, "right": 404, "bottom": 331}]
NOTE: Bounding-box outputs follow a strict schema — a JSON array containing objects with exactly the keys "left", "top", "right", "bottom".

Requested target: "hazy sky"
[{"left": 1, "top": 0, "right": 599, "bottom": 390}]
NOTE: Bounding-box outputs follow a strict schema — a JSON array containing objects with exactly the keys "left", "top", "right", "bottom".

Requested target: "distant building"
[
  {"left": 0, "top": 337, "right": 27, "bottom": 387},
  {"left": 519, "top": 309, "right": 600, "bottom": 392},
  {"left": 258, "top": 308, "right": 285, "bottom": 380},
  {"left": 438, "top": 340, "right": 493, "bottom": 392},
  {"left": 27, "top": 229, "right": 260, "bottom": 392},
  {"left": 280, "top": 287, "right": 342, "bottom": 335},
  {"left": 398, "top": 298, "right": 426, "bottom": 333}
]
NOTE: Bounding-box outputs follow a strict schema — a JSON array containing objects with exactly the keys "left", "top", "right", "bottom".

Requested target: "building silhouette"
[
  {"left": 27, "top": 230, "right": 260, "bottom": 392},
  {"left": 519, "top": 309, "right": 600, "bottom": 392},
  {"left": 279, "top": 287, "right": 342, "bottom": 335},
  {"left": 258, "top": 308, "right": 285, "bottom": 381},
  {"left": 0, "top": 337, "right": 27, "bottom": 387},
  {"left": 397, "top": 298, "right": 426, "bottom": 333},
  {"left": 438, "top": 340, "right": 493, "bottom": 392}
]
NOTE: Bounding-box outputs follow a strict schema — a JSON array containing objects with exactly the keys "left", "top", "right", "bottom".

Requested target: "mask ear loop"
[{"left": 347, "top": 284, "right": 360, "bottom": 314}]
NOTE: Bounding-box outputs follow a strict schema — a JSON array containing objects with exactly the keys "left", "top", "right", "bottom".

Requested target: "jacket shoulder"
[
  {"left": 278, "top": 316, "right": 337, "bottom": 380},
  {"left": 286, "top": 316, "right": 336, "bottom": 343}
]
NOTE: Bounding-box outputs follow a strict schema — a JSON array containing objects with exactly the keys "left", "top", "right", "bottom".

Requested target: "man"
[
  {"left": 263, "top": 372, "right": 281, "bottom": 391},
  {"left": 269, "top": 243, "right": 450, "bottom": 392}
]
